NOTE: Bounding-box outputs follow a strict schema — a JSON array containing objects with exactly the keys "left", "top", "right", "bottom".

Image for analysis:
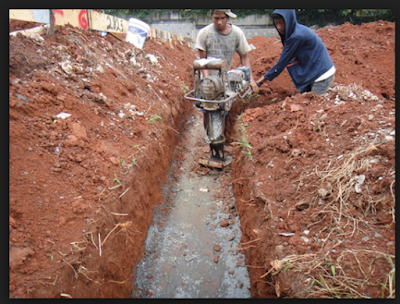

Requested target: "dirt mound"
[
  {"left": 228, "top": 21, "right": 395, "bottom": 298},
  {"left": 9, "top": 21, "right": 196, "bottom": 298},
  {"left": 9, "top": 19, "right": 395, "bottom": 299},
  {"left": 247, "top": 21, "right": 395, "bottom": 100},
  {"left": 227, "top": 21, "right": 395, "bottom": 123}
]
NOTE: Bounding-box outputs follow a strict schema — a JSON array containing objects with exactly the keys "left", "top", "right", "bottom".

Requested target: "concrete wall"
[{"left": 120, "top": 11, "right": 279, "bottom": 41}]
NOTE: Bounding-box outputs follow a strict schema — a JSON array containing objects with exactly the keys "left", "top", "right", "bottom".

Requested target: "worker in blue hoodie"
[{"left": 256, "top": 9, "right": 335, "bottom": 95}]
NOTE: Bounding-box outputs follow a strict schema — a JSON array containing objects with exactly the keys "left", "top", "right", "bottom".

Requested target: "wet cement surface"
[{"left": 132, "top": 110, "right": 250, "bottom": 298}]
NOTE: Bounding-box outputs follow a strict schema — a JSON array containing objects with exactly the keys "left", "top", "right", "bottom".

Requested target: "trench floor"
[{"left": 132, "top": 109, "right": 250, "bottom": 298}]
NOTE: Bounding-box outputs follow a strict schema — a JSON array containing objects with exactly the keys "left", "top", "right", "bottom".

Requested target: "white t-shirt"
[
  {"left": 315, "top": 65, "right": 336, "bottom": 82},
  {"left": 195, "top": 23, "right": 251, "bottom": 72}
]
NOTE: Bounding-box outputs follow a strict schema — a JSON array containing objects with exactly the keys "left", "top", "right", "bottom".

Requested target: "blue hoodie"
[{"left": 263, "top": 9, "right": 334, "bottom": 90}]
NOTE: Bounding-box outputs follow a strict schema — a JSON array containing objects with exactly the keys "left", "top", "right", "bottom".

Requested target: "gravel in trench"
[{"left": 132, "top": 110, "right": 250, "bottom": 298}]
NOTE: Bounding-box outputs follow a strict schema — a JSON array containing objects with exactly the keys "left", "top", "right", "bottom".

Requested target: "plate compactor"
[{"left": 184, "top": 58, "right": 252, "bottom": 168}]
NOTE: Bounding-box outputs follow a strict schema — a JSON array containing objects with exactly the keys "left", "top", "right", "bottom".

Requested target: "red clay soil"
[
  {"left": 228, "top": 21, "right": 395, "bottom": 298},
  {"left": 9, "top": 19, "right": 395, "bottom": 299},
  {"left": 9, "top": 21, "right": 196, "bottom": 298},
  {"left": 227, "top": 21, "right": 395, "bottom": 130}
]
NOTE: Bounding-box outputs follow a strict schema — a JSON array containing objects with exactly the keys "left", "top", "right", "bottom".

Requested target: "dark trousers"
[{"left": 300, "top": 74, "right": 335, "bottom": 95}]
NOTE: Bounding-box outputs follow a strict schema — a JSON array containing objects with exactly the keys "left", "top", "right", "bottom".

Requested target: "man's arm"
[
  {"left": 195, "top": 27, "right": 209, "bottom": 78},
  {"left": 240, "top": 53, "right": 259, "bottom": 94},
  {"left": 258, "top": 37, "right": 302, "bottom": 87},
  {"left": 198, "top": 49, "right": 209, "bottom": 78}
]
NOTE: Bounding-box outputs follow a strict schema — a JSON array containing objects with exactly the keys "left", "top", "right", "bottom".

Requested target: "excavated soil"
[
  {"left": 9, "top": 19, "right": 395, "bottom": 298},
  {"left": 228, "top": 21, "right": 395, "bottom": 298},
  {"left": 9, "top": 21, "right": 196, "bottom": 298}
]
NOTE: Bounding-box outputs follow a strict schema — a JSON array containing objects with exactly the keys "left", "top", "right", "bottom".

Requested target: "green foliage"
[
  {"left": 130, "top": 144, "right": 141, "bottom": 166},
  {"left": 181, "top": 83, "right": 189, "bottom": 94},
  {"left": 100, "top": 9, "right": 394, "bottom": 27},
  {"left": 101, "top": 9, "right": 132, "bottom": 16},
  {"left": 340, "top": 9, "right": 353, "bottom": 16},
  {"left": 231, "top": 9, "right": 274, "bottom": 18},
  {"left": 232, "top": 123, "right": 253, "bottom": 161},
  {"left": 296, "top": 9, "right": 395, "bottom": 26},
  {"left": 101, "top": 9, "right": 210, "bottom": 19},
  {"left": 112, "top": 173, "right": 121, "bottom": 184},
  {"left": 115, "top": 9, "right": 274, "bottom": 19},
  {"left": 148, "top": 114, "right": 163, "bottom": 124}
]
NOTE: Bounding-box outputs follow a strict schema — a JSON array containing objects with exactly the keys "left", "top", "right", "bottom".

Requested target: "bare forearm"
[
  {"left": 240, "top": 54, "right": 254, "bottom": 82},
  {"left": 198, "top": 50, "right": 209, "bottom": 77}
]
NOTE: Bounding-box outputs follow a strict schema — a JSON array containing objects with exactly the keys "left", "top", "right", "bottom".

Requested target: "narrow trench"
[{"left": 132, "top": 108, "right": 251, "bottom": 298}]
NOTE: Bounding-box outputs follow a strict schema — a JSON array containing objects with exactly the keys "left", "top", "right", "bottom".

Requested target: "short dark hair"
[{"left": 271, "top": 13, "right": 283, "bottom": 20}]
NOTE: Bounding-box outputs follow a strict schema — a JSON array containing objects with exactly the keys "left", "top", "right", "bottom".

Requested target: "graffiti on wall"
[
  {"left": 9, "top": 9, "right": 193, "bottom": 46},
  {"left": 106, "top": 14, "right": 124, "bottom": 32},
  {"left": 53, "top": 9, "right": 88, "bottom": 29}
]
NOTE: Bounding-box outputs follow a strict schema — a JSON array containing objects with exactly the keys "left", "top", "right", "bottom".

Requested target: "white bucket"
[{"left": 125, "top": 18, "right": 150, "bottom": 49}]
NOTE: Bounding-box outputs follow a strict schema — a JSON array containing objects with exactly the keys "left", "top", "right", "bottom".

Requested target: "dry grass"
[
  {"left": 308, "top": 249, "right": 395, "bottom": 298},
  {"left": 54, "top": 204, "right": 142, "bottom": 287},
  {"left": 101, "top": 220, "right": 140, "bottom": 247},
  {"left": 307, "top": 136, "right": 395, "bottom": 253},
  {"left": 262, "top": 249, "right": 395, "bottom": 298},
  {"left": 316, "top": 133, "right": 395, "bottom": 216},
  {"left": 260, "top": 134, "right": 395, "bottom": 298}
]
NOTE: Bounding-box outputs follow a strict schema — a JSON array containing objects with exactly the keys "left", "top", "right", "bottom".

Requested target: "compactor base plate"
[{"left": 198, "top": 155, "right": 232, "bottom": 169}]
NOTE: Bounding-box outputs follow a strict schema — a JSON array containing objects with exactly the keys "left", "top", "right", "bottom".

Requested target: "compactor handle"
[
  {"left": 238, "top": 86, "right": 252, "bottom": 99},
  {"left": 184, "top": 89, "right": 237, "bottom": 104},
  {"left": 193, "top": 58, "right": 228, "bottom": 71}
]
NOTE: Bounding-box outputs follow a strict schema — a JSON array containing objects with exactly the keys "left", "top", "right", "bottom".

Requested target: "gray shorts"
[{"left": 300, "top": 74, "right": 335, "bottom": 95}]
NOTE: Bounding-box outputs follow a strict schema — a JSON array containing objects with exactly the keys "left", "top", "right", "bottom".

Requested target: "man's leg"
[
  {"left": 311, "top": 74, "right": 335, "bottom": 95},
  {"left": 300, "top": 83, "right": 312, "bottom": 94}
]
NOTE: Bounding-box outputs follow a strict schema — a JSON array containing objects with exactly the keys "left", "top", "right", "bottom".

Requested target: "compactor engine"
[{"left": 184, "top": 58, "right": 252, "bottom": 168}]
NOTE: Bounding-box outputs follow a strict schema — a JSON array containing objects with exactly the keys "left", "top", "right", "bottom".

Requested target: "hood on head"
[{"left": 271, "top": 9, "right": 297, "bottom": 42}]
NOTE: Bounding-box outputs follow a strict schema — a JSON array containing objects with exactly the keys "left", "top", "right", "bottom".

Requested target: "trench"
[{"left": 131, "top": 108, "right": 250, "bottom": 298}]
